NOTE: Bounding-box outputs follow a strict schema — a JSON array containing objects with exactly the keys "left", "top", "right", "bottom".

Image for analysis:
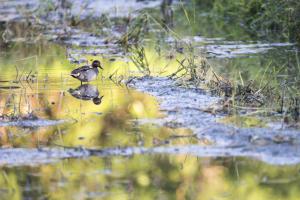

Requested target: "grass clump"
[
  {"left": 128, "top": 46, "right": 150, "bottom": 76},
  {"left": 171, "top": 50, "right": 300, "bottom": 124}
]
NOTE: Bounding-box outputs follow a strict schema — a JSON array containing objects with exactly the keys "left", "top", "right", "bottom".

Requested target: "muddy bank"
[
  {"left": 0, "top": 119, "right": 72, "bottom": 127},
  {"left": 127, "top": 76, "right": 300, "bottom": 165},
  {"left": 2, "top": 140, "right": 300, "bottom": 166}
]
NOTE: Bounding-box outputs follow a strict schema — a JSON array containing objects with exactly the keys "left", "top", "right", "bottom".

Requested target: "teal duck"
[
  {"left": 68, "top": 84, "right": 103, "bottom": 105},
  {"left": 71, "top": 60, "right": 103, "bottom": 84}
]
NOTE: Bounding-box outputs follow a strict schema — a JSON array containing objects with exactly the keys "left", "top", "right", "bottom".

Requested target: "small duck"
[
  {"left": 68, "top": 84, "right": 104, "bottom": 105},
  {"left": 71, "top": 60, "right": 103, "bottom": 84}
]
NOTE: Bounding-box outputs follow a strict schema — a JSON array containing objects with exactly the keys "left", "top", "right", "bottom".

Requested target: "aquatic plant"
[
  {"left": 170, "top": 48, "right": 300, "bottom": 122},
  {"left": 128, "top": 46, "right": 150, "bottom": 75}
]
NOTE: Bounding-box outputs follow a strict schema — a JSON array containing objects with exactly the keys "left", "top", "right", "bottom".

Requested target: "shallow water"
[
  {"left": 0, "top": 41, "right": 299, "bottom": 200},
  {"left": 0, "top": 43, "right": 171, "bottom": 149},
  {"left": 0, "top": 1, "right": 300, "bottom": 199},
  {"left": 2, "top": 155, "right": 300, "bottom": 199}
]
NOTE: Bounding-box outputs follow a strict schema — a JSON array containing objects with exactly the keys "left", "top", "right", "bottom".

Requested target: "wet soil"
[{"left": 128, "top": 76, "right": 300, "bottom": 165}]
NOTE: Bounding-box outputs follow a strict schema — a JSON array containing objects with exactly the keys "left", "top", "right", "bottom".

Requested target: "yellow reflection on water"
[
  {"left": 1, "top": 156, "right": 300, "bottom": 200},
  {"left": 0, "top": 42, "right": 188, "bottom": 149},
  {"left": 219, "top": 115, "right": 267, "bottom": 128},
  {"left": 1, "top": 42, "right": 299, "bottom": 200}
]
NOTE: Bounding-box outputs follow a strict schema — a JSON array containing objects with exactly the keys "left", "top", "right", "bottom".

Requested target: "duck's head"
[
  {"left": 93, "top": 95, "right": 104, "bottom": 105},
  {"left": 92, "top": 60, "right": 103, "bottom": 69}
]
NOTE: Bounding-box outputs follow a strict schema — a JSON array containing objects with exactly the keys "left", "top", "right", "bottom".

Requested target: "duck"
[
  {"left": 68, "top": 84, "right": 104, "bottom": 105},
  {"left": 70, "top": 60, "right": 103, "bottom": 84}
]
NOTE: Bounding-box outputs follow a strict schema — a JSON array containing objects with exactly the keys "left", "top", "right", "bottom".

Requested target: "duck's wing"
[{"left": 70, "top": 65, "right": 92, "bottom": 77}]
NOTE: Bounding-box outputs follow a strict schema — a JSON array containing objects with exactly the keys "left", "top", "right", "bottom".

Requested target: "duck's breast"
[{"left": 84, "top": 68, "right": 99, "bottom": 81}]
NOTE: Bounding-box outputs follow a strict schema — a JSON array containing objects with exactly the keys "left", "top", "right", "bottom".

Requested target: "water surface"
[{"left": 0, "top": 1, "right": 300, "bottom": 200}]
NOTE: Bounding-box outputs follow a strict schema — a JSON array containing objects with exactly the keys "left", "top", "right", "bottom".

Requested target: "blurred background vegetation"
[{"left": 190, "top": 0, "right": 300, "bottom": 43}]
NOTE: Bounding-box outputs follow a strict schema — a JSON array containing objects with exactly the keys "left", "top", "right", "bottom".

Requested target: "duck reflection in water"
[{"left": 68, "top": 84, "right": 103, "bottom": 105}]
